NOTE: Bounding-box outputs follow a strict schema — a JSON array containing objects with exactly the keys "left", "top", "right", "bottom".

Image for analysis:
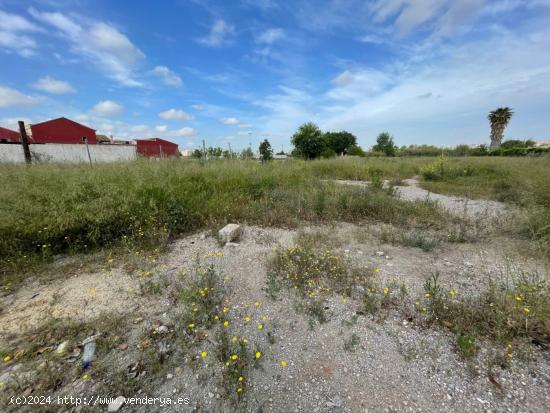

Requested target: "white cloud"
[
  {"left": 0, "top": 85, "right": 39, "bottom": 108},
  {"left": 32, "top": 76, "right": 76, "bottom": 94},
  {"left": 192, "top": 104, "right": 205, "bottom": 111},
  {"left": 151, "top": 65, "right": 182, "bottom": 86},
  {"left": 256, "top": 28, "right": 285, "bottom": 44},
  {"left": 221, "top": 117, "right": 239, "bottom": 125},
  {"left": 159, "top": 109, "right": 194, "bottom": 121},
  {"left": 238, "top": 123, "right": 253, "bottom": 128},
  {"left": 29, "top": 8, "right": 145, "bottom": 86},
  {"left": 238, "top": 130, "right": 253, "bottom": 136},
  {"left": 173, "top": 127, "right": 196, "bottom": 137},
  {"left": 90, "top": 100, "right": 124, "bottom": 117},
  {"left": 198, "top": 19, "right": 235, "bottom": 47},
  {"left": 155, "top": 125, "right": 167, "bottom": 132},
  {"left": 131, "top": 124, "right": 148, "bottom": 133},
  {"left": 0, "top": 10, "right": 41, "bottom": 57}
]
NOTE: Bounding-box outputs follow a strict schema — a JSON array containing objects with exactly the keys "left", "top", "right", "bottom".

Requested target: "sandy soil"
[{"left": 1, "top": 223, "right": 548, "bottom": 413}]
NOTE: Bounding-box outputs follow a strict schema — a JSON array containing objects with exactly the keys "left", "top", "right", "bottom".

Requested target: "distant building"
[
  {"left": 30, "top": 117, "right": 97, "bottom": 144},
  {"left": 181, "top": 149, "right": 193, "bottom": 157},
  {"left": 0, "top": 126, "right": 20, "bottom": 143},
  {"left": 136, "top": 138, "right": 179, "bottom": 157},
  {"left": 534, "top": 140, "right": 550, "bottom": 148}
]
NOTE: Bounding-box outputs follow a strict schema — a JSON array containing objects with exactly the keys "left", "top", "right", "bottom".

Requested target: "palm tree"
[{"left": 488, "top": 107, "right": 513, "bottom": 149}]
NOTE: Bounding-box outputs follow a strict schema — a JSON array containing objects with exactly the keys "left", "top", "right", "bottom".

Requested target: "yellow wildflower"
[
  {"left": 255, "top": 351, "right": 262, "bottom": 359},
  {"left": 254, "top": 301, "right": 260, "bottom": 308},
  {"left": 425, "top": 293, "right": 431, "bottom": 298},
  {"left": 231, "top": 354, "right": 238, "bottom": 360},
  {"left": 421, "top": 307, "right": 427, "bottom": 312},
  {"left": 3, "top": 356, "right": 11, "bottom": 362},
  {"left": 257, "top": 323, "right": 264, "bottom": 330},
  {"left": 82, "top": 373, "right": 89, "bottom": 380},
  {"left": 188, "top": 323, "right": 195, "bottom": 329},
  {"left": 201, "top": 351, "right": 207, "bottom": 358},
  {"left": 515, "top": 295, "right": 522, "bottom": 302},
  {"left": 523, "top": 307, "right": 530, "bottom": 314},
  {"left": 223, "top": 321, "right": 230, "bottom": 327},
  {"left": 236, "top": 388, "right": 242, "bottom": 393},
  {"left": 280, "top": 360, "right": 287, "bottom": 367},
  {"left": 448, "top": 290, "right": 457, "bottom": 297},
  {"left": 242, "top": 338, "right": 248, "bottom": 344},
  {"left": 232, "top": 336, "right": 238, "bottom": 342},
  {"left": 383, "top": 287, "right": 389, "bottom": 295},
  {"left": 223, "top": 307, "right": 229, "bottom": 313},
  {"left": 244, "top": 316, "right": 251, "bottom": 322}
]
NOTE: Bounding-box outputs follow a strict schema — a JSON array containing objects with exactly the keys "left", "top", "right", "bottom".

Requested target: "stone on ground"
[{"left": 218, "top": 224, "right": 242, "bottom": 244}]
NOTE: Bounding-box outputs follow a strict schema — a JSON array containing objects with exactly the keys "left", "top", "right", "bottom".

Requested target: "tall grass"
[
  {"left": 419, "top": 156, "right": 550, "bottom": 255},
  {"left": 0, "top": 158, "right": 450, "bottom": 276}
]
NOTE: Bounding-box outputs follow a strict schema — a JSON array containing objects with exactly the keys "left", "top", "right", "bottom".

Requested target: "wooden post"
[
  {"left": 84, "top": 137, "right": 92, "bottom": 164},
  {"left": 18, "top": 121, "right": 32, "bottom": 164}
]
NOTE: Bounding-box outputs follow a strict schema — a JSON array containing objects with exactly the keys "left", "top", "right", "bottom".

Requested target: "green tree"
[
  {"left": 373, "top": 132, "right": 397, "bottom": 156},
  {"left": 291, "top": 122, "right": 325, "bottom": 159},
  {"left": 488, "top": 107, "right": 513, "bottom": 149},
  {"left": 259, "top": 139, "right": 273, "bottom": 162},
  {"left": 240, "top": 148, "right": 254, "bottom": 159},
  {"left": 324, "top": 131, "right": 357, "bottom": 155},
  {"left": 192, "top": 149, "right": 203, "bottom": 159},
  {"left": 347, "top": 145, "right": 366, "bottom": 157}
]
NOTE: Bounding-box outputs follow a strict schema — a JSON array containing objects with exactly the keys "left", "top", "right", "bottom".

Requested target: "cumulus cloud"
[
  {"left": 32, "top": 76, "right": 76, "bottom": 94},
  {"left": 159, "top": 109, "right": 194, "bottom": 121},
  {"left": 90, "top": 100, "right": 124, "bottom": 117},
  {"left": 155, "top": 125, "right": 167, "bottom": 132},
  {"left": 198, "top": 19, "right": 235, "bottom": 47},
  {"left": 151, "top": 65, "right": 182, "bottom": 86},
  {"left": 221, "top": 117, "right": 239, "bottom": 125},
  {"left": 0, "top": 85, "right": 40, "bottom": 108},
  {"left": 238, "top": 123, "right": 253, "bottom": 128},
  {"left": 29, "top": 8, "right": 145, "bottom": 86},
  {"left": 173, "top": 127, "right": 196, "bottom": 137}
]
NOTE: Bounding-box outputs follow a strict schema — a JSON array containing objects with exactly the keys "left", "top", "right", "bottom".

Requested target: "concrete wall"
[{"left": 0, "top": 143, "right": 137, "bottom": 164}]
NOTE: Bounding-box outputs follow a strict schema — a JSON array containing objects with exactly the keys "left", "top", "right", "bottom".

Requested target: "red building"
[
  {"left": 136, "top": 138, "right": 179, "bottom": 157},
  {"left": 30, "top": 117, "right": 97, "bottom": 144},
  {"left": 0, "top": 126, "right": 20, "bottom": 143}
]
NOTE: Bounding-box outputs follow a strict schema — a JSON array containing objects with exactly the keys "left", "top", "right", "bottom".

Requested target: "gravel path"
[{"left": 333, "top": 178, "right": 507, "bottom": 219}]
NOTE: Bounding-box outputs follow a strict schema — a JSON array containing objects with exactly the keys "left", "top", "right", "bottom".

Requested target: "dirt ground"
[{"left": 1, "top": 218, "right": 549, "bottom": 412}]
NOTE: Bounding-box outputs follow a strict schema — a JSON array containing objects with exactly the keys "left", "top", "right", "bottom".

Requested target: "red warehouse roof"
[
  {"left": 0, "top": 126, "right": 20, "bottom": 143},
  {"left": 30, "top": 117, "right": 97, "bottom": 144},
  {"left": 136, "top": 138, "right": 179, "bottom": 157}
]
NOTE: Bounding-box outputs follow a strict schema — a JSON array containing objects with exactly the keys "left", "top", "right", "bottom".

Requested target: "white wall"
[{"left": 0, "top": 143, "right": 137, "bottom": 163}]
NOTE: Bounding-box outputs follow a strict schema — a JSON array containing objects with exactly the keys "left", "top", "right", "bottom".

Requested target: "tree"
[
  {"left": 373, "top": 132, "right": 397, "bottom": 156},
  {"left": 324, "top": 131, "right": 357, "bottom": 155},
  {"left": 259, "top": 139, "right": 273, "bottom": 162},
  {"left": 240, "top": 148, "right": 254, "bottom": 159},
  {"left": 192, "top": 149, "right": 203, "bottom": 159},
  {"left": 488, "top": 107, "right": 513, "bottom": 149},
  {"left": 291, "top": 122, "right": 325, "bottom": 159},
  {"left": 347, "top": 145, "right": 366, "bottom": 157}
]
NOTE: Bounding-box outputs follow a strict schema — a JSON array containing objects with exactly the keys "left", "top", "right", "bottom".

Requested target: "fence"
[{"left": 0, "top": 143, "right": 137, "bottom": 164}]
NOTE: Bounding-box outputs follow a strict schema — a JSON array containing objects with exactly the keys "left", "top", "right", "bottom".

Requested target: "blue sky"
[{"left": 1, "top": 0, "right": 550, "bottom": 151}]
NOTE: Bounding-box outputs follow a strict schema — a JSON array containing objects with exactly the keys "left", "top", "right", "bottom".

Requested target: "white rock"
[
  {"left": 218, "top": 224, "right": 242, "bottom": 244},
  {"left": 225, "top": 242, "right": 240, "bottom": 247},
  {"left": 107, "top": 396, "right": 126, "bottom": 412},
  {"left": 56, "top": 341, "right": 69, "bottom": 355},
  {"left": 376, "top": 251, "right": 385, "bottom": 256}
]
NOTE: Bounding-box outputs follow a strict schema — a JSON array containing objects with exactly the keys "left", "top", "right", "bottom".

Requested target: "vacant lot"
[{"left": 0, "top": 157, "right": 549, "bottom": 412}]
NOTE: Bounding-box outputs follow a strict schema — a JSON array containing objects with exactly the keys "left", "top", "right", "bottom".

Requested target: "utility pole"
[
  {"left": 202, "top": 139, "right": 206, "bottom": 160},
  {"left": 18, "top": 121, "right": 32, "bottom": 164},
  {"left": 228, "top": 142, "right": 232, "bottom": 158}
]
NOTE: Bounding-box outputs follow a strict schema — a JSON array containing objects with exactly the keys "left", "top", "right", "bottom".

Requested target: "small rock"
[
  {"left": 208, "top": 392, "right": 214, "bottom": 398},
  {"left": 117, "top": 343, "right": 128, "bottom": 351},
  {"left": 225, "top": 242, "right": 240, "bottom": 247},
  {"left": 56, "top": 341, "right": 69, "bottom": 355},
  {"left": 376, "top": 251, "right": 385, "bottom": 256},
  {"left": 107, "top": 396, "right": 125, "bottom": 412},
  {"left": 166, "top": 374, "right": 173, "bottom": 379},
  {"left": 156, "top": 325, "right": 169, "bottom": 334},
  {"left": 218, "top": 224, "right": 242, "bottom": 244}
]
